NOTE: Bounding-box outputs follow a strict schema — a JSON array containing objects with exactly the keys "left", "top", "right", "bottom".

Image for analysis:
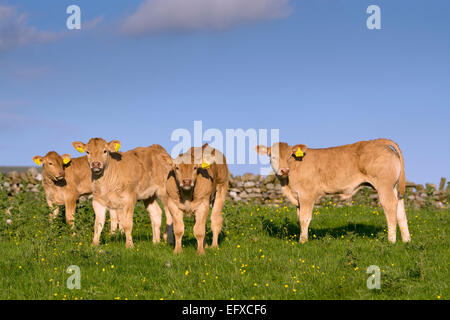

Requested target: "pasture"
[{"left": 0, "top": 184, "right": 448, "bottom": 300}]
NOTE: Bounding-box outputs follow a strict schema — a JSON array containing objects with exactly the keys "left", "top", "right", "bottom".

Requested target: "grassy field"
[{"left": 0, "top": 185, "right": 448, "bottom": 300}]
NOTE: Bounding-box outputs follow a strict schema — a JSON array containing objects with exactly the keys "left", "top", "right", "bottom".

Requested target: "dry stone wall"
[
  {"left": 227, "top": 173, "right": 449, "bottom": 209},
  {"left": 1, "top": 168, "right": 449, "bottom": 209}
]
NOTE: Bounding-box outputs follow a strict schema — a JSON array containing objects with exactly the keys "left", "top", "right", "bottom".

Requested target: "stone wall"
[
  {"left": 1, "top": 169, "right": 449, "bottom": 209},
  {"left": 228, "top": 174, "right": 449, "bottom": 209}
]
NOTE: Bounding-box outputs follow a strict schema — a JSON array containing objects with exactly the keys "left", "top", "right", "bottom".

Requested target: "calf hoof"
[
  {"left": 92, "top": 240, "right": 100, "bottom": 247},
  {"left": 299, "top": 237, "right": 308, "bottom": 244},
  {"left": 388, "top": 236, "right": 397, "bottom": 244},
  {"left": 126, "top": 241, "right": 134, "bottom": 249},
  {"left": 174, "top": 247, "right": 183, "bottom": 254},
  {"left": 401, "top": 235, "right": 411, "bottom": 243},
  {"left": 197, "top": 249, "right": 206, "bottom": 256}
]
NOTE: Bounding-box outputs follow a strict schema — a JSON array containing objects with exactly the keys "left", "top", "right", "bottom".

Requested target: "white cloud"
[
  {"left": 84, "top": 15, "right": 104, "bottom": 31},
  {"left": 122, "top": 0, "right": 292, "bottom": 35},
  {"left": 0, "top": 5, "right": 61, "bottom": 51}
]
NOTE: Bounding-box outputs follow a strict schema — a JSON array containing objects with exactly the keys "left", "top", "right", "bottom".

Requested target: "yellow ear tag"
[
  {"left": 202, "top": 161, "right": 210, "bottom": 169},
  {"left": 114, "top": 143, "right": 121, "bottom": 152},
  {"left": 34, "top": 158, "right": 42, "bottom": 166},
  {"left": 295, "top": 147, "right": 304, "bottom": 158},
  {"left": 76, "top": 147, "right": 84, "bottom": 153},
  {"left": 63, "top": 158, "right": 70, "bottom": 165}
]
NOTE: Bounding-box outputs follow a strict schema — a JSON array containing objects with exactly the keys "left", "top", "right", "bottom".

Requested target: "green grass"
[{"left": 0, "top": 186, "right": 448, "bottom": 300}]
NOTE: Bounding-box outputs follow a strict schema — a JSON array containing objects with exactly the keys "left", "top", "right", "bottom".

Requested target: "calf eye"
[
  {"left": 103, "top": 150, "right": 107, "bottom": 154},
  {"left": 49, "top": 163, "right": 53, "bottom": 166},
  {"left": 86, "top": 151, "right": 90, "bottom": 155},
  {"left": 193, "top": 166, "right": 198, "bottom": 170},
  {"left": 175, "top": 166, "right": 179, "bottom": 170}
]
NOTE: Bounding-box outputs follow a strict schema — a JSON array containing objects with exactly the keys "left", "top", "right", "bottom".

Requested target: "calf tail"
[{"left": 382, "top": 139, "right": 406, "bottom": 199}]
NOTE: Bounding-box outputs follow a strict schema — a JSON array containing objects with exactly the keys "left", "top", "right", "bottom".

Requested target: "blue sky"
[{"left": 0, "top": 0, "right": 449, "bottom": 184}]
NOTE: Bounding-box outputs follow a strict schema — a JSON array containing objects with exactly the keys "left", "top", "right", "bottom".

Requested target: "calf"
[
  {"left": 72, "top": 139, "right": 173, "bottom": 247},
  {"left": 256, "top": 138, "right": 411, "bottom": 244},
  {"left": 32, "top": 151, "right": 92, "bottom": 226},
  {"left": 163, "top": 143, "right": 229, "bottom": 255},
  {"left": 129, "top": 144, "right": 174, "bottom": 243}
]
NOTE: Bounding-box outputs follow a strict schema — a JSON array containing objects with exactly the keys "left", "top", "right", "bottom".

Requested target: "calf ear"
[
  {"left": 32, "top": 156, "right": 44, "bottom": 166},
  {"left": 108, "top": 140, "right": 121, "bottom": 153},
  {"left": 72, "top": 141, "right": 86, "bottom": 154},
  {"left": 201, "top": 144, "right": 224, "bottom": 167},
  {"left": 255, "top": 145, "right": 271, "bottom": 156},
  {"left": 61, "top": 154, "right": 72, "bottom": 165},
  {"left": 202, "top": 153, "right": 214, "bottom": 169},
  {"left": 291, "top": 144, "right": 308, "bottom": 159}
]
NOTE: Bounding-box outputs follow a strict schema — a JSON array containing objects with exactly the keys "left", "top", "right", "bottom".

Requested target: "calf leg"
[
  {"left": 122, "top": 204, "right": 135, "bottom": 249},
  {"left": 282, "top": 186, "right": 300, "bottom": 206},
  {"left": 64, "top": 196, "right": 77, "bottom": 227},
  {"left": 158, "top": 193, "right": 174, "bottom": 244},
  {"left": 144, "top": 198, "right": 162, "bottom": 244},
  {"left": 377, "top": 186, "right": 398, "bottom": 243},
  {"left": 92, "top": 200, "right": 107, "bottom": 246},
  {"left": 163, "top": 204, "right": 174, "bottom": 244},
  {"left": 47, "top": 200, "right": 59, "bottom": 221},
  {"left": 210, "top": 183, "right": 226, "bottom": 248},
  {"left": 110, "top": 210, "right": 123, "bottom": 234},
  {"left": 397, "top": 199, "right": 411, "bottom": 242},
  {"left": 117, "top": 210, "right": 125, "bottom": 233},
  {"left": 168, "top": 200, "right": 184, "bottom": 254},
  {"left": 394, "top": 189, "right": 411, "bottom": 242},
  {"left": 110, "top": 209, "right": 118, "bottom": 234},
  {"left": 298, "top": 200, "right": 314, "bottom": 244},
  {"left": 194, "top": 203, "right": 209, "bottom": 255}
]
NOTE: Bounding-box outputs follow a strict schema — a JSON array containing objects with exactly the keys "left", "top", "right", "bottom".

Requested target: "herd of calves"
[{"left": 32, "top": 137, "right": 411, "bottom": 255}]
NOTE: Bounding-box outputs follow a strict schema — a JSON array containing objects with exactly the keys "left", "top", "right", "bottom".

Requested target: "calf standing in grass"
[
  {"left": 128, "top": 144, "right": 174, "bottom": 244},
  {"left": 72, "top": 138, "right": 173, "bottom": 247},
  {"left": 32, "top": 151, "right": 92, "bottom": 227},
  {"left": 163, "top": 143, "right": 229, "bottom": 255},
  {"left": 256, "top": 138, "right": 411, "bottom": 244}
]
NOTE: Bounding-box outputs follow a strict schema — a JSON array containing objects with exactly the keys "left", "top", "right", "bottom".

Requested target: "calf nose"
[
  {"left": 182, "top": 179, "right": 192, "bottom": 186},
  {"left": 280, "top": 168, "right": 290, "bottom": 176},
  {"left": 92, "top": 161, "right": 101, "bottom": 168}
]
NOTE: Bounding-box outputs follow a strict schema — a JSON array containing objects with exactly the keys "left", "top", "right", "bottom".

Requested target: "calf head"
[
  {"left": 72, "top": 138, "right": 121, "bottom": 174},
  {"left": 32, "top": 151, "right": 71, "bottom": 181},
  {"left": 164, "top": 143, "right": 217, "bottom": 191},
  {"left": 255, "top": 142, "right": 308, "bottom": 177}
]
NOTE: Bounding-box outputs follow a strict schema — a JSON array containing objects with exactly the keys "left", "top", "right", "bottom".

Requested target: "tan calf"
[
  {"left": 32, "top": 151, "right": 92, "bottom": 226},
  {"left": 128, "top": 144, "right": 174, "bottom": 243},
  {"left": 256, "top": 138, "right": 411, "bottom": 244},
  {"left": 164, "top": 143, "right": 229, "bottom": 255},
  {"left": 72, "top": 139, "right": 172, "bottom": 247}
]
